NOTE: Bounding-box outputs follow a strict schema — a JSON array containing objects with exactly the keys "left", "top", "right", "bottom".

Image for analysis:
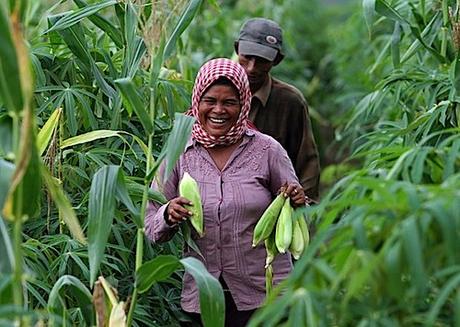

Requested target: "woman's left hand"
[{"left": 280, "top": 183, "right": 305, "bottom": 208}]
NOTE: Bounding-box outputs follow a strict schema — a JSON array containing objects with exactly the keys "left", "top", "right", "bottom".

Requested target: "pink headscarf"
[{"left": 190, "top": 58, "right": 251, "bottom": 148}]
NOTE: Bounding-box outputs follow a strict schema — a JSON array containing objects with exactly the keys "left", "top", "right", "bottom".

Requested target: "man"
[{"left": 234, "top": 18, "right": 320, "bottom": 201}]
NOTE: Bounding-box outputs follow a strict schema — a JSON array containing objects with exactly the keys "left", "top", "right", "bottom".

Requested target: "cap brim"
[{"left": 238, "top": 40, "right": 278, "bottom": 61}]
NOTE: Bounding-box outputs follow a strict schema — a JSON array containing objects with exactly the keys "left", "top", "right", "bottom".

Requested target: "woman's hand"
[
  {"left": 279, "top": 183, "right": 305, "bottom": 208},
  {"left": 165, "top": 197, "right": 193, "bottom": 225}
]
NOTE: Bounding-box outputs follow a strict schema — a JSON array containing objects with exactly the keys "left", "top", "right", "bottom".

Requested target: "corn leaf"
[
  {"left": 88, "top": 165, "right": 120, "bottom": 286},
  {"left": 164, "top": 0, "right": 202, "bottom": 60},
  {"left": 40, "top": 164, "right": 85, "bottom": 243},
  {"left": 136, "top": 255, "right": 182, "bottom": 293},
  {"left": 0, "top": 5, "right": 23, "bottom": 114},
  {"left": 44, "top": 0, "right": 117, "bottom": 33},
  {"left": 180, "top": 257, "right": 225, "bottom": 327},
  {"left": 114, "top": 78, "right": 153, "bottom": 134},
  {"left": 37, "top": 107, "right": 61, "bottom": 156},
  {"left": 47, "top": 275, "right": 94, "bottom": 327}
]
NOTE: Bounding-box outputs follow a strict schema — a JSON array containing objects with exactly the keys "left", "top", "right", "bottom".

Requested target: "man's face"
[{"left": 237, "top": 54, "right": 274, "bottom": 93}]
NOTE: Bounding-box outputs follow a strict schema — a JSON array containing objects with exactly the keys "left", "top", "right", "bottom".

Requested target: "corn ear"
[
  {"left": 298, "top": 214, "right": 310, "bottom": 247},
  {"left": 264, "top": 231, "right": 278, "bottom": 268},
  {"left": 275, "top": 198, "right": 293, "bottom": 254},
  {"left": 265, "top": 264, "right": 273, "bottom": 297},
  {"left": 252, "top": 194, "right": 286, "bottom": 247},
  {"left": 179, "top": 172, "right": 204, "bottom": 237},
  {"left": 289, "top": 219, "right": 304, "bottom": 260}
]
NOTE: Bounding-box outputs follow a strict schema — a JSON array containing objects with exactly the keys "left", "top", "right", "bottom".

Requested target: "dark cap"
[{"left": 236, "top": 18, "right": 283, "bottom": 62}]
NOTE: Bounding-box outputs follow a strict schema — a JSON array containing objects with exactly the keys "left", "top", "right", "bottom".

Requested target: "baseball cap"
[{"left": 236, "top": 18, "right": 283, "bottom": 62}]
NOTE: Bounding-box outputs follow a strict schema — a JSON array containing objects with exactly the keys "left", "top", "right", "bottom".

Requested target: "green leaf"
[
  {"left": 164, "top": 0, "right": 203, "bottom": 59},
  {"left": 362, "top": 0, "right": 376, "bottom": 38},
  {"left": 47, "top": 275, "right": 94, "bottom": 327},
  {"left": 402, "top": 217, "right": 427, "bottom": 296},
  {"left": 426, "top": 274, "right": 460, "bottom": 325},
  {"left": 159, "top": 113, "right": 195, "bottom": 181},
  {"left": 88, "top": 165, "right": 120, "bottom": 286},
  {"left": 375, "top": 0, "right": 407, "bottom": 24},
  {"left": 136, "top": 255, "right": 182, "bottom": 293},
  {"left": 0, "top": 217, "right": 14, "bottom": 275},
  {"left": 3, "top": 122, "right": 41, "bottom": 222},
  {"left": 73, "top": 0, "right": 123, "bottom": 47},
  {"left": 44, "top": 0, "right": 117, "bottom": 33},
  {"left": 180, "top": 257, "right": 225, "bottom": 327},
  {"left": 0, "top": 4, "right": 23, "bottom": 113},
  {"left": 115, "top": 170, "right": 141, "bottom": 226},
  {"left": 391, "top": 22, "right": 401, "bottom": 68},
  {"left": 0, "top": 159, "right": 14, "bottom": 212},
  {"left": 40, "top": 164, "right": 86, "bottom": 243},
  {"left": 114, "top": 78, "right": 153, "bottom": 134},
  {"left": 37, "top": 107, "right": 61, "bottom": 156}
]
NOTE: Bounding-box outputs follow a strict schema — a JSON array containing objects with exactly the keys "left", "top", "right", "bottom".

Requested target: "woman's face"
[{"left": 198, "top": 83, "right": 241, "bottom": 138}]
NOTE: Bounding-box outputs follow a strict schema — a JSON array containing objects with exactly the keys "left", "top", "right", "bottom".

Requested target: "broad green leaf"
[
  {"left": 115, "top": 170, "right": 141, "bottom": 226},
  {"left": 73, "top": 0, "right": 123, "bottom": 47},
  {"left": 44, "top": 0, "right": 117, "bottom": 33},
  {"left": 136, "top": 255, "right": 181, "bottom": 293},
  {"left": 47, "top": 275, "right": 94, "bottom": 327},
  {"left": 114, "top": 78, "right": 153, "bottom": 134},
  {"left": 0, "top": 159, "right": 14, "bottom": 212},
  {"left": 37, "top": 107, "right": 61, "bottom": 156},
  {"left": 88, "top": 165, "right": 120, "bottom": 286},
  {"left": 40, "top": 164, "right": 85, "bottom": 243},
  {"left": 160, "top": 113, "right": 195, "bottom": 180},
  {"left": 0, "top": 4, "right": 23, "bottom": 113},
  {"left": 164, "top": 0, "right": 203, "bottom": 59},
  {"left": 181, "top": 257, "right": 225, "bottom": 327},
  {"left": 402, "top": 217, "right": 427, "bottom": 296},
  {"left": 2, "top": 117, "right": 41, "bottom": 222}
]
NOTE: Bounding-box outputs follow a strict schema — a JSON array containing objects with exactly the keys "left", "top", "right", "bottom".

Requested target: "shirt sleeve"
[
  {"left": 267, "top": 139, "right": 301, "bottom": 195},
  {"left": 145, "top": 165, "right": 180, "bottom": 243}
]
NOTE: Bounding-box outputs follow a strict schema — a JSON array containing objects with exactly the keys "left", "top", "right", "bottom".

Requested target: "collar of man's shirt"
[
  {"left": 184, "top": 129, "right": 256, "bottom": 150},
  {"left": 252, "top": 75, "right": 272, "bottom": 107}
]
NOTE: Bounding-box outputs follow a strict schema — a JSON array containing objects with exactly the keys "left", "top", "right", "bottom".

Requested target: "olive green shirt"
[{"left": 250, "top": 76, "right": 320, "bottom": 200}]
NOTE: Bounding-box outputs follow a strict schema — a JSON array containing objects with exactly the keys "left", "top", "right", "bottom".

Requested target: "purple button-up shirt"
[{"left": 145, "top": 130, "right": 299, "bottom": 312}]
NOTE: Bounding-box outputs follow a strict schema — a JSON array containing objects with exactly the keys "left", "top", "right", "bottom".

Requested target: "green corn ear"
[
  {"left": 298, "top": 214, "right": 310, "bottom": 247},
  {"left": 264, "top": 231, "right": 278, "bottom": 268},
  {"left": 179, "top": 172, "right": 204, "bottom": 237},
  {"left": 275, "top": 198, "right": 293, "bottom": 254},
  {"left": 252, "top": 194, "right": 286, "bottom": 247},
  {"left": 265, "top": 264, "right": 273, "bottom": 297},
  {"left": 289, "top": 219, "right": 304, "bottom": 260}
]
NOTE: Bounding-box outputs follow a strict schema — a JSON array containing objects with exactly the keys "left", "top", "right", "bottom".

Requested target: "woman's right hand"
[{"left": 165, "top": 197, "right": 193, "bottom": 225}]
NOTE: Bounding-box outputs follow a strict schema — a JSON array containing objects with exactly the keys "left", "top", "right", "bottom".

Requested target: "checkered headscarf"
[{"left": 190, "top": 58, "right": 251, "bottom": 148}]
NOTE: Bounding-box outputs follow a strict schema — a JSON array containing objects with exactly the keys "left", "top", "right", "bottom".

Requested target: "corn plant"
[
  {"left": 1, "top": 0, "right": 224, "bottom": 326},
  {"left": 249, "top": 1, "right": 460, "bottom": 326}
]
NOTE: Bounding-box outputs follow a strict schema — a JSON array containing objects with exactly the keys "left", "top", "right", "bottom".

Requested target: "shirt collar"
[
  {"left": 185, "top": 129, "right": 255, "bottom": 150},
  {"left": 252, "top": 75, "right": 272, "bottom": 107}
]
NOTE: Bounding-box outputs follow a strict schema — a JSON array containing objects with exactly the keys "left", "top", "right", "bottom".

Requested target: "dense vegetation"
[{"left": 0, "top": 0, "right": 459, "bottom": 326}]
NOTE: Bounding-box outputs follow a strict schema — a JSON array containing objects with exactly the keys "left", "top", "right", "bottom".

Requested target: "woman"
[{"left": 145, "top": 58, "right": 306, "bottom": 327}]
